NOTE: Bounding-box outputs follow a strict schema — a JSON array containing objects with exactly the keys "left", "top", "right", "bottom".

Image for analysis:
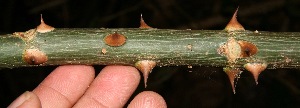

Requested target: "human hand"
[{"left": 8, "top": 65, "right": 166, "bottom": 108}]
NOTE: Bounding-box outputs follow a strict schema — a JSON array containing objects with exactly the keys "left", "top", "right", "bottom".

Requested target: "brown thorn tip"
[
  {"left": 104, "top": 32, "right": 126, "bottom": 47},
  {"left": 224, "top": 67, "right": 242, "bottom": 94},
  {"left": 244, "top": 62, "right": 267, "bottom": 85},
  {"left": 224, "top": 7, "right": 245, "bottom": 32},
  {"left": 135, "top": 60, "right": 157, "bottom": 88},
  {"left": 37, "top": 14, "right": 55, "bottom": 33},
  {"left": 139, "top": 14, "right": 152, "bottom": 29},
  {"left": 23, "top": 48, "right": 48, "bottom": 65}
]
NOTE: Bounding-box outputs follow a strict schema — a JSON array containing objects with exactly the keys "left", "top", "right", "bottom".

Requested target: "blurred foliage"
[{"left": 1, "top": 0, "right": 300, "bottom": 107}]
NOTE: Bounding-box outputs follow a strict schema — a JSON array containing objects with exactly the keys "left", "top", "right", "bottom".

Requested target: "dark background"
[{"left": 1, "top": 0, "right": 300, "bottom": 107}]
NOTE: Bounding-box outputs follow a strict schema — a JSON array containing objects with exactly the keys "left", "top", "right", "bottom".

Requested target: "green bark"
[{"left": 0, "top": 28, "right": 300, "bottom": 69}]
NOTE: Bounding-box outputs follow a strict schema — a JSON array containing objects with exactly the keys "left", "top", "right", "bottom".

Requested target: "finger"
[
  {"left": 8, "top": 91, "right": 41, "bottom": 108},
  {"left": 128, "top": 91, "right": 167, "bottom": 108},
  {"left": 33, "top": 65, "right": 95, "bottom": 108},
  {"left": 73, "top": 66, "right": 140, "bottom": 108}
]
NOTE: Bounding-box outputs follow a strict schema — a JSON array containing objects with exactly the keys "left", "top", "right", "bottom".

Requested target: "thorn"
[
  {"left": 37, "top": 14, "right": 55, "bottom": 33},
  {"left": 135, "top": 60, "right": 156, "bottom": 88},
  {"left": 224, "top": 7, "right": 245, "bottom": 32},
  {"left": 139, "top": 14, "right": 152, "bottom": 29},
  {"left": 244, "top": 62, "right": 267, "bottom": 85},
  {"left": 223, "top": 67, "right": 242, "bottom": 94}
]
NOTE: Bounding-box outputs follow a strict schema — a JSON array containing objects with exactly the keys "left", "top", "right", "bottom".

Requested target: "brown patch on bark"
[
  {"left": 23, "top": 48, "right": 48, "bottom": 65},
  {"left": 285, "top": 56, "right": 292, "bottom": 63},
  {"left": 104, "top": 32, "right": 126, "bottom": 47},
  {"left": 13, "top": 32, "right": 25, "bottom": 38},
  {"left": 218, "top": 37, "right": 258, "bottom": 63},
  {"left": 13, "top": 29, "right": 37, "bottom": 41},
  {"left": 224, "top": 8, "right": 245, "bottom": 32},
  {"left": 101, "top": 48, "right": 107, "bottom": 54},
  {"left": 187, "top": 44, "right": 192, "bottom": 51},
  {"left": 218, "top": 37, "right": 242, "bottom": 63},
  {"left": 238, "top": 41, "right": 258, "bottom": 57}
]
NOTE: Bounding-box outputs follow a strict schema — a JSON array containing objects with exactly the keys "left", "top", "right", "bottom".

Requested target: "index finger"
[{"left": 33, "top": 65, "right": 95, "bottom": 108}]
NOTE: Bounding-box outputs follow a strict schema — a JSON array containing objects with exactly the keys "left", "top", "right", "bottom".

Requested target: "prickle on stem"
[
  {"left": 135, "top": 60, "right": 157, "bottom": 88},
  {"left": 224, "top": 7, "right": 245, "bottom": 32},
  {"left": 223, "top": 67, "right": 242, "bottom": 94},
  {"left": 36, "top": 14, "right": 55, "bottom": 33},
  {"left": 244, "top": 62, "right": 267, "bottom": 85},
  {"left": 139, "top": 14, "right": 152, "bottom": 29}
]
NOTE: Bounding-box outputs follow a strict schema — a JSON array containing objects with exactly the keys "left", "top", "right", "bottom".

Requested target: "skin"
[{"left": 8, "top": 65, "right": 167, "bottom": 108}]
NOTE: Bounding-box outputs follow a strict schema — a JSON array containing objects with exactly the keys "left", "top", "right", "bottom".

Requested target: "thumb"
[{"left": 8, "top": 91, "right": 41, "bottom": 108}]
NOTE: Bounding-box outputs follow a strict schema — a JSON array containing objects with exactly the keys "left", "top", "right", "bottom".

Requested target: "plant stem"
[{"left": 1, "top": 28, "right": 300, "bottom": 69}]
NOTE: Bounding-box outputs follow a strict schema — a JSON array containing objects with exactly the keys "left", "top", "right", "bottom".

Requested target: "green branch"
[{"left": 1, "top": 28, "right": 299, "bottom": 69}]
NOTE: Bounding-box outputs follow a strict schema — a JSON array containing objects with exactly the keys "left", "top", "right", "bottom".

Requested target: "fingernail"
[
  {"left": 8, "top": 91, "right": 39, "bottom": 108},
  {"left": 128, "top": 91, "right": 167, "bottom": 108}
]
